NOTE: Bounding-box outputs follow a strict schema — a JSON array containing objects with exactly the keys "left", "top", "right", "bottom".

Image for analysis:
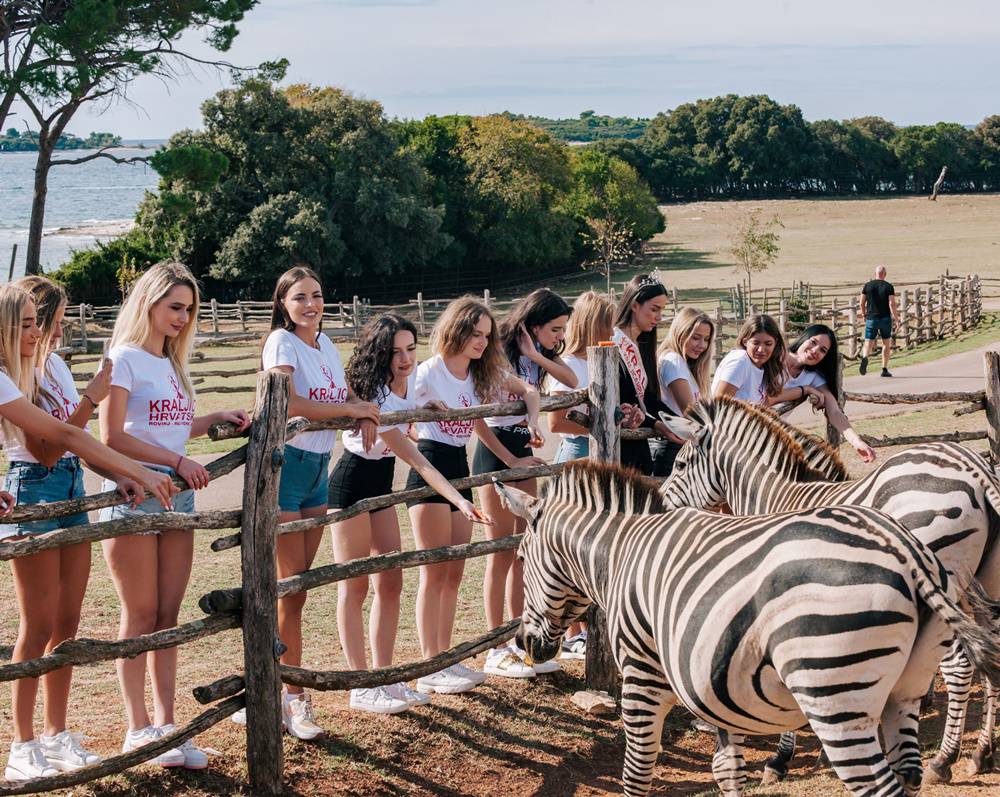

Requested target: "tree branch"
[{"left": 50, "top": 146, "right": 151, "bottom": 167}]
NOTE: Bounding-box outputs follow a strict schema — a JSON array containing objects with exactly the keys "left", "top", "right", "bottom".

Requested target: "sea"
[{"left": 0, "top": 143, "right": 162, "bottom": 280}]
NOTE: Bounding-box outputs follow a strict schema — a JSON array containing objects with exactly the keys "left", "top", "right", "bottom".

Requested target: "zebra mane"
[
  {"left": 688, "top": 397, "right": 848, "bottom": 482},
  {"left": 542, "top": 461, "right": 666, "bottom": 516}
]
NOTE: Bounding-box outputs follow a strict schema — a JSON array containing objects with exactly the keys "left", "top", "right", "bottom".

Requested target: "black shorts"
[
  {"left": 471, "top": 425, "right": 533, "bottom": 478},
  {"left": 328, "top": 451, "right": 396, "bottom": 509},
  {"left": 649, "top": 438, "right": 682, "bottom": 478},
  {"left": 620, "top": 438, "right": 653, "bottom": 476},
  {"left": 405, "top": 439, "right": 473, "bottom": 509}
]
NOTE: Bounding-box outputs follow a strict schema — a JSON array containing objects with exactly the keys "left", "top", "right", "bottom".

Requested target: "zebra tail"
[{"left": 913, "top": 568, "right": 1000, "bottom": 687}]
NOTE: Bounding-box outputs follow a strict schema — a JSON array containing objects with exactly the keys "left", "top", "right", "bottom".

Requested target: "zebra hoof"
[
  {"left": 970, "top": 747, "right": 995, "bottom": 774},
  {"left": 760, "top": 766, "right": 785, "bottom": 786},
  {"left": 899, "top": 768, "right": 921, "bottom": 796},
  {"left": 924, "top": 759, "right": 952, "bottom": 785}
]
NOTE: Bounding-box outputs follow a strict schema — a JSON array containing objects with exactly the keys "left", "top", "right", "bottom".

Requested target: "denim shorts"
[
  {"left": 555, "top": 436, "right": 589, "bottom": 463},
  {"left": 278, "top": 445, "right": 331, "bottom": 513},
  {"left": 864, "top": 316, "right": 893, "bottom": 340},
  {"left": 0, "top": 458, "right": 88, "bottom": 539},
  {"left": 99, "top": 464, "right": 195, "bottom": 529}
]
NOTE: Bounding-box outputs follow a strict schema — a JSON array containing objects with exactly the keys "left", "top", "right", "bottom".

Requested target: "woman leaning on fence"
[
  {"left": 329, "top": 313, "right": 491, "bottom": 715},
  {"left": 769, "top": 323, "right": 877, "bottom": 463},
  {"left": 233, "top": 264, "right": 380, "bottom": 737},
  {"left": 0, "top": 283, "right": 176, "bottom": 781},
  {"left": 473, "top": 288, "right": 574, "bottom": 680},
  {"left": 406, "top": 296, "right": 544, "bottom": 695},
  {"left": 99, "top": 263, "right": 250, "bottom": 769},
  {"left": 712, "top": 314, "right": 786, "bottom": 405}
]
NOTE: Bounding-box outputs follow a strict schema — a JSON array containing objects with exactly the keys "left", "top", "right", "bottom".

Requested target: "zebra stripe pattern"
[
  {"left": 497, "top": 461, "right": 1000, "bottom": 797},
  {"left": 658, "top": 396, "right": 1000, "bottom": 783}
]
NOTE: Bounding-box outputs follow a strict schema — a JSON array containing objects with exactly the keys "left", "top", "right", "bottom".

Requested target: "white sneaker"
[
  {"left": 230, "top": 708, "right": 246, "bottom": 726},
  {"left": 484, "top": 647, "right": 536, "bottom": 678},
  {"left": 5, "top": 740, "right": 59, "bottom": 781},
  {"left": 350, "top": 686, "right": 410, "bottom": 715},
  {"left": 389, "top": 682, "right": 431, "bottom": 706},
  {"left": 158, "top": 724, "right": 208, "bottom": 770},
  {"left": 122, "top": 726, "right": 185, "bottom": 768},
  {"left": 560, "top": 633, "right": 587, "bottom": 660},
  {"left": 39, "top": 730, "right": 101, "bottom": 771},
  {"left": 511, "top": 642, "right": 560, "bottom": 673},
  {"left": 282, "top": 692, "right": 323, "bottom": 740},
  {"left": 449, "top": 662, "right": 486, "bottom": 685},
  {"left": 415, "top": 669, "right": 478, "bottom": 695}
]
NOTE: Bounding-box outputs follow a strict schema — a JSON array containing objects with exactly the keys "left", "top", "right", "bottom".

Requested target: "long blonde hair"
[
  {"left": 658, "top": 306, "right": 715, "bottom": 395},
  {"left": 16, "top": 275, "right": 68, "bottom": 374},
  {"left": 110, "top": 262, "right": 199, "bottom": 397},
  {"left": 431, "top": 296, "right": 508, "bottom": 402},
  {"left": 0, "top": 285, "right": 38, "bottom": 442},
  {"left": 564, "top": 291, "right": 613, "bottom": 356}
]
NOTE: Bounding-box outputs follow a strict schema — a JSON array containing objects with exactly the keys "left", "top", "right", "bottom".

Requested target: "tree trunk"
[{"left": 24, "top": 130, "right": 55, "bottom": 275}]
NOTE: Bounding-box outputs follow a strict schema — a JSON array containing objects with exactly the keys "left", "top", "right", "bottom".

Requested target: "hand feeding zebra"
[
  {"left": 495, "top": 461, "right": 1000, "bottom": 797},
  {"left": 658, "top": 396, "right": 1000, "bottom": 784}
]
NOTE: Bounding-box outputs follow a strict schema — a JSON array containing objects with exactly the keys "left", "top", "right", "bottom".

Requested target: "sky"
[{"left": 30, "top": 0, "right": 1000, "bottom": 139}]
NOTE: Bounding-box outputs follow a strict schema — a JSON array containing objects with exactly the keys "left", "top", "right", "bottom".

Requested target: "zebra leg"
[
  {"left": 810, "top": 719, "right": 904, "bottom": 797},
  {"left": 760, "top": 731, "right": 796, "bottom": 785},
  {"left": 927, "top": 642, "right": 974, "bottom": 783},
  {"left": 619, "top": 668, "right": 676, "bottom": 797},
  {"left": 971, "top": 676, "right": 999, "bottom": 775},
  {"left": 881, "top": 698, "right": 923, "bottom": 795},
  {"left": 711, "top": 729, "right": 747, "bottom": 797}
]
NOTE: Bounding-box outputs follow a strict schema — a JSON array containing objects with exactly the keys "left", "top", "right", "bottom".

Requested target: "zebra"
[
  {"left": 495, "top": 460, "right": 1000, "bottom": 797},
  {"left": 657, "top": 396, "right": 1000, "bottom": 784}
]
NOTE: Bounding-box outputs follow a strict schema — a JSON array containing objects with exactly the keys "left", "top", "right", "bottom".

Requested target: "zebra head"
[
  {"left": 494, "top": 478, "right": 591, "bottom": 665},
  {"left": 657, "top": 408, "right": 725, "bottom": 510}
]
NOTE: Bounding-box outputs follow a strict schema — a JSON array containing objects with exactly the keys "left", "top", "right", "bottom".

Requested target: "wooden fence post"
[
  {"left": 671, "top": 286, "right": 678, "bottom": 314},
  {"left": 915, "top": 288, "right": 925, "bottom": 343},
  {"left": 352, "top": 295, "right": 361, "bottom": 337},
  {"left": 985, "top": 352, "right": 1000, "bottom": 468},
  {"left": 807, "top": 302, "right": 816, "bottom": 325},
  {"left": 79, "top": 304, "right": 88, "bottom": 350},
  {"left": 825, "top": 354, "right": 845, "bottom": 448},
  {"left": 236, "top": 301, "right": 247, "bottom": 333},
  {"left": 714, "top": 304, "right": 725, "bottom": 368},
  {"left": 585, "top": 345, "right": 620, "bottom": 697},
  {"left": 900, "top": 289, "right": 910, "bottom": 349},
  {"left": 241, "top": 371, "right": 289, "bottom": 795},
  {"left": 778, "top": 296, "right": 787, "bottom": 334},
  {"left": 7, "top": 243, "right": 17, "bottom": 282},
  {"left": 961, "top": 279, "right": 970, "bottom": 331},
  {"left": 211, "top": 298, "right": 220, "bottom": 337},
  {"left": 483, "top": 288, "right": 491, "bottom": 309},
  {"left": 848, "top": 300, "right": 858, "bottom": 359},
  {"left": 416, "top": 292, "right": 426, "bottom": 337}
]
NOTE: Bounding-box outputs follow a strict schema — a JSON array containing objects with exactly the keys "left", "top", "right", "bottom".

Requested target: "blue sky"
[{"left": 51, "top": 0, "right": 1000, "bottom": 137}]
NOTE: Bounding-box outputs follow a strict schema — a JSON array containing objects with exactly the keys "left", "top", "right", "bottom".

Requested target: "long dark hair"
[
  {"left": 499, "top": 288, "right": 572, "bottom": 373},
  {"left": 346, "top": 313, "right": 418, "bottom": 402},
  {"left": 735, "top": 314, "right": 786, "bottom": 398},
  {"left": 614, "top": 274, "right": 668, "bottom": 407},
  {"left": 267, "top": 264, "right": 323, "bottom": 334},
  {"left": 789, "top": 323, "right": 839, "bottom": 395}
]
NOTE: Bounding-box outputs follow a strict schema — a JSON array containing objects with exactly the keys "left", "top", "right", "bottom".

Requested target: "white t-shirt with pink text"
[
  {"left": 342, "top": 372, "right": 417, "bottom": 460},
  {"left": 413, "top": 355, "right": 480, "bottom": 447},
  {"left": 262, "top": 328, "right": 347, "bottom": 454},
  {"left": 0, "top": 370, "right": 20, "bottom": 406},
  {"left": 109, "top": 344, "right": 194, "bottom": 462},
  {"left": 3, "top": 353, "right": 83, "bottom": 463}
]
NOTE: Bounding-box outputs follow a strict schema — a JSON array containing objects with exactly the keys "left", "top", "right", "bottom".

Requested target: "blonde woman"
[
  {"left": 0, "top": 284, "right": 174, "bottom": 780},
  {"left": 407, "top": 297, "right": 543, "bottom": 693},
  {"left": 651, "top": 307, "right": 714, "bottom": 477},
  {"left": 99, "top": 263, "right": 250, "bottom": 769}
]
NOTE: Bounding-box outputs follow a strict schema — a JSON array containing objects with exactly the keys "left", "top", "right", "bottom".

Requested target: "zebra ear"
[
  {"left": 658, "top": 412, "right": 705, "bottom": 443},
  {"left": 493, "top": 480, "right": 543, "bottom": 522}
]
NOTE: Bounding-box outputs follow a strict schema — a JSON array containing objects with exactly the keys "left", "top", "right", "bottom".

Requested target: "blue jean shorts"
[
  {"left": 0, "top": 458, "right": 88, "bottom": 539},
  {"left": 555, "top": 436, "right": 589, "bottom": 463},
  {"left": 864, "top": 316, "right": 893, "bottom": 340},
  {"left": 99, "top": 464, "right": 195, "bottom": 529},
  {"left": 278, "top": 445, "right": 331, "bottom": 513}
]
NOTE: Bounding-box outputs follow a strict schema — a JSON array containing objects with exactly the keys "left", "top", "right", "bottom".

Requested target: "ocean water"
[{"left": 0, "top": 148, "right": 160, "bottom": 280}]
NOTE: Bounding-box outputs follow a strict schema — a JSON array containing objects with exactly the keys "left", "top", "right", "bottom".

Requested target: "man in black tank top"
[{"left": 859, "top": 265, "right": 897, "bottom": 377}]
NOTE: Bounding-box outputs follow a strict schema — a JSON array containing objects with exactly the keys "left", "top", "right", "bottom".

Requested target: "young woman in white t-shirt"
[
  {"left": 0, "top": 284, "right": 175, "bottom": 781},
  {"left": 99, "top": 263, "right": 250, "bottom": 769},
  {"left": 652, "top": 307, "right": 714, "bottom": 477},
  {"left": 472, "top": 289, "right": 575, "bottom": 679},
  {"left": 406, "top": 297, "right": 543, "bottom": 695},
  {"left": 330, "top": 313, "right": 491, "bottom": 714},
  {"left": 712, "top": 314, "right": 786, "bottom": 406},
  {"left": 769, "top": 323, "right": 876, "bottom": 462},
  {"left": 248, "top": 265, "right": 379, "bottom": 737}
]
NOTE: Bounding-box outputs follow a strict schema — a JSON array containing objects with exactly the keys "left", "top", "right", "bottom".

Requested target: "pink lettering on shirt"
[
  {"left": 148, "top": 375, "right": 194, "bottom": 426},
  {"left": 308, "top": 365, "right": 348, "bottom": 403},
  {"left": 438, "top": 391, "right": 475, "bottom": 437},
  {"left": 46, "top": 379, "right": 77, "bottom": 421}
]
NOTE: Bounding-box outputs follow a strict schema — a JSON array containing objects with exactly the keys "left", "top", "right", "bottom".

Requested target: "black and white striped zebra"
[
  {"left": 657, "top": 396, "right": 1000, "bottom": 783},
  {"left": 495, "top": 461, "right": 1000, "bottom": 797}
]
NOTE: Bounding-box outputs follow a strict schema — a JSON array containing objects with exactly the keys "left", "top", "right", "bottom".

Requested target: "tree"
[
  {"left": 580, "top": 217, "right": 636, "bottom": 298},
  {"left": 891, "top": 122, "right": 981, "bottom": 193},
  {"left": 975, "top": 115, "right": 1000, "bottom": 188},
  {"left": 2, "top": 0, "right": 268, "bottom": 274},
  {"left": 728, "top": 210, "right": 783, "bottom": 298}
]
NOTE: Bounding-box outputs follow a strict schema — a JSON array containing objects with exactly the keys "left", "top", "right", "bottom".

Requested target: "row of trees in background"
[
  {"left": 589, "top": 95, "right": 1000, "bottom": 198},
  {"left": 52, "top": 81, "right": 664, "bottom": 303},
  {"left": 0, "top": 128, "right": 120, "bottom": 151}
]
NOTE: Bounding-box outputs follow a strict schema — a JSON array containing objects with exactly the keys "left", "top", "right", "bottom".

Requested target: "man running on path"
[{"left": 859, "top": 264, "right": 897, "bottom": 377}]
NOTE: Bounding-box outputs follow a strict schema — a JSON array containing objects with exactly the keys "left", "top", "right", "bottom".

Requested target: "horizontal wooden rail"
[
  {"left": 0, "top": 612, "right": 240, "bottom": 682},
  {"left": 863, "top": 429, "right": 989, "bottom": 448},
  {"left": 844, "top": 389, "right": 985, "bottom": 405}
]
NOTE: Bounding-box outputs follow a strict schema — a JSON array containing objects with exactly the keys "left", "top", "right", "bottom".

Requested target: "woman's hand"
[
  {"left": 83, "top": 358, "right": 114, "bottom": 405},
  {"left": 346, "top": 401, "right": 380, "bottom": 425},
  {"left": 527, "top": 424, "right": 545, "bottom": 448},
  {"left": 512, "top": 455, "right": 546, "bottom": 469},
  {"left": 137, "top": 467, "right": 180, "bottom": 509},
  {"left": 177, "top": 456, "right": 211, "bottom": 491},
  {"left": 854, "top": 439, "right": 877, "bottom": 463},
  {"left": 358, "top": 418, "right": 378, "bottom": 452},
  {"left": 458, "top": 499, "right": 493, "bottom": 525},
  {"left": 0, "top": 490, "right": 14, "bottom": 517},
  {"left": 805, "top": 387, "right": 826, "bottom": 410},
  {"left": 217, "top": 409, "right": 251, "bottom": 432},
  {"left": 423, "top": 400, "right": 447, "bottom": 411},
  {"left": 114, "top": 478, "right": 145, "bottom": 508},
  {"left": 619, "top": 403, "right": 643, "bottom": 429},
  {"left": 517, "top": 323, "right": 540, "bottom": 361}
]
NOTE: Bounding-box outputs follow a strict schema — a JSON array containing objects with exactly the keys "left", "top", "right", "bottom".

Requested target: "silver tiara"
[{"left": 637, "top": 275, "right": 662, "bottom": 289}]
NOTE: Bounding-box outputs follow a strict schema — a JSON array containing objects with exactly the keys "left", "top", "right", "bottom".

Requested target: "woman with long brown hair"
[{"left": 712, "top": 314, "right": 786, "bottom": 404}]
